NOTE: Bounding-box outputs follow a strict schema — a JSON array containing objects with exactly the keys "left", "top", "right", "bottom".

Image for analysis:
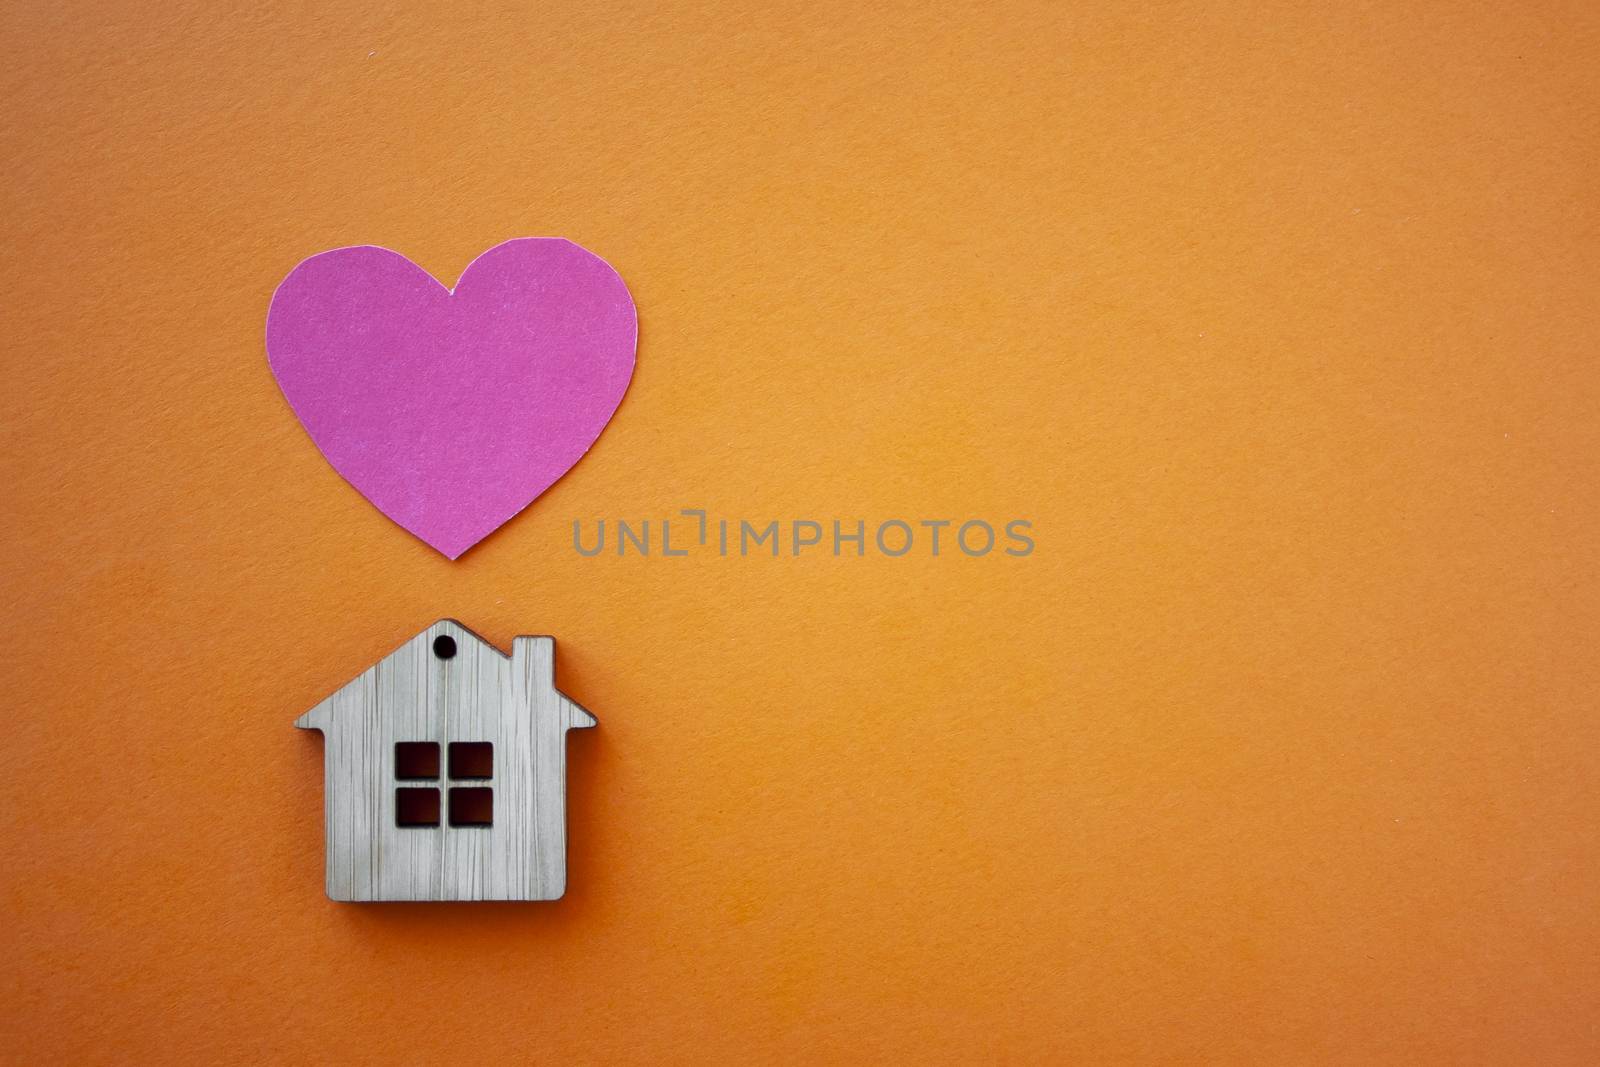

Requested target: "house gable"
[{"left": 294, "top": 619, "right": 508, "bottom": 732}]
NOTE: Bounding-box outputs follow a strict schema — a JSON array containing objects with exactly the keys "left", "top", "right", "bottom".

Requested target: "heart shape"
[{"left": 266, "top": 238, "right": 636, "bottom": 558}]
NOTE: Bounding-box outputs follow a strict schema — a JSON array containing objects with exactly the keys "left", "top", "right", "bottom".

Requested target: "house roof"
[{"left": 292, "top": 619, "right": 596, "bottom": 731}]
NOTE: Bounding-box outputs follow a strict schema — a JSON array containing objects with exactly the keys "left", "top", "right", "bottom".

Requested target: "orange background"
[{"left": 3, "top": 1, "right": 1598, "bottom": 1062}]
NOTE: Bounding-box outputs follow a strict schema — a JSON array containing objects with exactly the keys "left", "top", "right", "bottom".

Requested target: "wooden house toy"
[{"left": 295, "top": 620, "right": 597, "bottom": 901}]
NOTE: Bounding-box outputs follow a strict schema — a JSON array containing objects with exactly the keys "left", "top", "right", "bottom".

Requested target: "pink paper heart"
[{"left": 266, "top": 238, "right": 636, "bottom": 558}]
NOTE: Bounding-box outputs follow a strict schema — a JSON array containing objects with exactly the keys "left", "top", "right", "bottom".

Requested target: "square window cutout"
[
  {"left": 449, "top": 742, "right": 494, "bottom": 779},
  {"left": 449, "top": 787, "right": 493, "bottom": 827},
  {"left": 395, "top": 787, "right": 441, "bottom": 827},
  {"left": 395, "top": 742, "right": 440, "bottom": 780}
]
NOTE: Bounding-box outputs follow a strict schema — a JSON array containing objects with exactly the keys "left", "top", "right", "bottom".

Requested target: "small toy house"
[{"left": 295, "top": 620, "right": 596, "bottom": 901}]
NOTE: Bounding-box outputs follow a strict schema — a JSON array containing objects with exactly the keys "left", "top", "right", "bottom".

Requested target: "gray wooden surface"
[{"left": 295, "top": 620, "right": 596, "bottom": 901}]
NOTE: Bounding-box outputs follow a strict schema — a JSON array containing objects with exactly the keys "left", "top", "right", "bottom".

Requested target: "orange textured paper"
[{"left": 2, "top": 1, "right": 1597, "bottom": 1063}]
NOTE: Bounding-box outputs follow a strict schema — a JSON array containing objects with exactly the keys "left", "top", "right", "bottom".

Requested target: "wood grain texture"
[{"left": 294, "top": 620, "right": 596, "bottom": 901}]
